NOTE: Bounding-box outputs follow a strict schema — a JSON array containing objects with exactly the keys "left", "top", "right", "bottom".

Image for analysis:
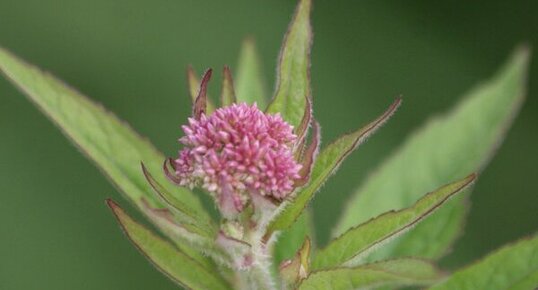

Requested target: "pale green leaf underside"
[
  {"left": 335, "top": 47, "right": 529, "bottom": 260},
  {"left": 428, "top": 235, "right": 538, "bottom": 290},
  {"left": 266, "top": 0, "right": 311, "bottom": 128},
  {"left": 108, "top": 200, "right": 231, "bottom": 290},
  {"left": 298, "top": 258, "right": 444, "bottom": 290},
  {"left": 235, "top": 38, "right": 268, "bottom": 109},
  {"left": 268, "top": 98, "right": 401, "bottom": 234},
  {"left": 312, "top": 175, "right": 475, "bottom": 270},
  {"left": 0, "top": 47, "right": 216, "bottom": 264}
]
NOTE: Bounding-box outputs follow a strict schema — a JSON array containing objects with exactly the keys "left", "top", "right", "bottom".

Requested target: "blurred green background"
[{"left": 1, "top": 1, "right": 536, "bottom": 289}]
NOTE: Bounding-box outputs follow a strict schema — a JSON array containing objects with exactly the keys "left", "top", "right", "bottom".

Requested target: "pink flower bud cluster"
[{"left": 175, "top": 103, "right": 301, "bottom": 215}]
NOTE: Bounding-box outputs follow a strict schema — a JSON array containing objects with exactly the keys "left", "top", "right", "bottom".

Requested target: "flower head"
[
  {"left": 174, "top": 102, "right": 301, "bottom": 216},
  {"left": 164, "top": 68, "right": 319, "bottom": 218}
]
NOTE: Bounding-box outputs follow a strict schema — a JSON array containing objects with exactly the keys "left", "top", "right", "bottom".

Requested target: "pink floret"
[{"left": 175, "top": 103, "right": 301, "bottom": 214}]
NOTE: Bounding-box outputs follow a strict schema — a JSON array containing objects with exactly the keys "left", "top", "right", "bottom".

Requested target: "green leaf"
[
  {"left": 235, "top": 38, "right": 267, "bottom": 108},
  {"left": 220, "top": 66, "right": 237, "bottom": 107},
  {"left": 140, "top": 163, "right": 230, "bottom": 267},
  {"left": 266, "top": 0, "right": 312, "bottom": 127},
  {"left": 267, "top": 98, "right": 401, "bottom": 234},
  {"left": 138, "top": 199, "right": 220, "bottom": 271},
  {"left": 298, "top": 258, "right": 444, "bottom": 290},
  {"left": 428, "top": 235, "right": 538, "bottom": 290},
  {"left": 142, "top": 163, "right": 198, "bottom": 222},
  {"left": 312, "top": 174, "right": 475, "bottom": 270},
  {"left": 506, "top": 271, "right": 538, "bottom": 290},
  {"left": 107, "top": 200, "right": 231, "bottom": 290},
  {"left": 0, "top": 47, "right": 214, "bottom": 243},
  {"left": 334, "top": 47, "right": 530, "bottom": 259}
]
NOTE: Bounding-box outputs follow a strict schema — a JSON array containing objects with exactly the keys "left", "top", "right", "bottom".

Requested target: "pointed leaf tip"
[
  {"left": 235, "top": 37, "right": 268, "bottom": 108},
  {"left": 193, "top": 68, "right": 213, "bottom": 119},
  {"left": 163, "top": 158, "right": 181, "bottom": 184},
  {"left": 188, "top": 66, "right": 216, "bottom": 114},
  {"left": 514, "top": 43, "right": 531, "bottom": 63},
  {"left": 295, "top": 120, "right": 320, "bottom": 187},
  {"left": 221, "top": 66, "right": 237, "bottom": 107},
  {"left": 186, "top": 65, "right": 200, "bottom": 103},
  {"left": 106, "top": 198, "right": 118, "bottom": 210},
  {"left": 294, "top": 96, "right": 313, "bottom": 152},
  {"left": 266, "top": 0, "right": 313, "bottom": 127},
  {"left": 335, "top": 47, "right": 529, "bottom": 261}
]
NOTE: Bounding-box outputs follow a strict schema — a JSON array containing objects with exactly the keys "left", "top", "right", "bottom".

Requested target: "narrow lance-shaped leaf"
[
  {"left": 193, "top": 69, "right": 212, "bottom": 119},
  {"left": 0, "top": 47, "right": 220, "bottom": 273},
  {"left": 107, "top": 200, "right": 232, "bottom": 290},
  {"left": 295, "top": 119, "right": 320, "bottom": 187},
  {"left": 312, "top": 174, "right": 476, "bottom": 270},
  {"left": 298, "top": 258, "right": 445, "bottom": 290},
  {"left": 221, "top": 66, "right": 237, "bottom": 107},
  {"left": 266, "top": 0, "right": 312, "bottom": 128},
  {"left": 235, "top": 38, "right": 267, "bottom": 108},
  {"left": 428, "top": 235, "right": 538, "bottom": 290},
  {"left": 0, "top": 47, "right": 212, "bottom": 230},
  {"left": 335, "top": 47, "right": 530, "bottom": 260},
  {"left": 267, "top": 98, "right": 401, "bottom": 235},
  {"left": 187, "top": 65, "right": 216, "bottom": 114},
  {"left": 293, "top": 96, "right": 314, "bottom": 159}
]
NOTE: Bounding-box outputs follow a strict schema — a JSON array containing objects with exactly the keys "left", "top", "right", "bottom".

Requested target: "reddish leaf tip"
[
  {"left": 105, "top": 198, "right": 120, "bottom": 211},
  {"left": 193, "top": 68, "right": 213, "bottom": 119},
  {"left": 163, "top": 158, "right": 181, "bottom": 184},
  {"left": 464, "top": 172, "right": 478, "bottom": 184},
  {"left": 203, "top": 68, "right": 213, "bottom": 78},
  {"left": 392, "top": 95, "right": 403, "bottom": 108}
]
